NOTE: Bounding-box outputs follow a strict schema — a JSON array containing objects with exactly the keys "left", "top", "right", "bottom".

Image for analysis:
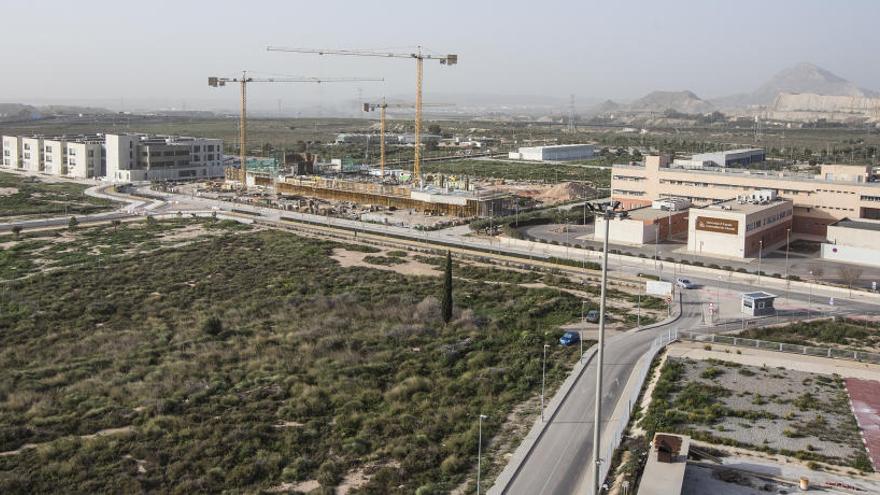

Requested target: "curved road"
[{"left": 499, "top": 291, "right": 703, "bottom": 494}]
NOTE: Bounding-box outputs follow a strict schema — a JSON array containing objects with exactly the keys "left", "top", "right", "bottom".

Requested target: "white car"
[{"left": 675, "top": 277, "right": 696, "bottom": 289}]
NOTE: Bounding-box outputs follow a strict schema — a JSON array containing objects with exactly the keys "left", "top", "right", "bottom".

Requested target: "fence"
[
  {"left": 678, "top": 331, "right": 880, "bottom": 365},
  {"left": 593, "top": 329, "right": 678, "bottom": 492}
]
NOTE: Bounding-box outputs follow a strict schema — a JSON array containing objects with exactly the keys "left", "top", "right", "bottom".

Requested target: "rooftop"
[
  {"left": 624, "top": 206, "right": 687, "bottom": 221},
  {"left": 521, "top": 143, "right": 593, "bottom": 151},
  {"left": 612, "top": 162, "right": 880, "bottom": 188},
  {"left": 831, "top": 218, "right": 880, "bottom": 232},
  {"left": 697, "top": 197, "right": 790, "bottom": 214},
  {"left": 742, "top": 291, "right": 777, "bottom": 300}
]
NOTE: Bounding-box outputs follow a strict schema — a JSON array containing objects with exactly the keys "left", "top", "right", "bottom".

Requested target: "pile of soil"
[{"left": 537, "top": 182, "right": 597, "bottom": 203}]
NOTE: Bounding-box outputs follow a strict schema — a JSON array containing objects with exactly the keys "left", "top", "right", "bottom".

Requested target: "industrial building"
[
  {"left": 687, "top": 192, "right": 793, "bottom": 258},
  {"left": 1, "top": 133, "right": 224, "bottom": 181},
  {"left": 594, "top": 199, "right": 690, "bottom": 245},
  {"left": 821, "top": 218, "right": 880, "bottom": 267},
  {"left": 674, "top": 148, "right": 765, "bottom": 168},
  {"left": 611, "top": 155, "right": 880, "bottom": 236},
  {"left": 508, "top": 144, "right": 594, "bottom": 162}
]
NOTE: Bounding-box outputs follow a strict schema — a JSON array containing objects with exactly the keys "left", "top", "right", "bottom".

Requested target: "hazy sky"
[{"left": 2, "top": 0, "right": 879, "bottom": 112}]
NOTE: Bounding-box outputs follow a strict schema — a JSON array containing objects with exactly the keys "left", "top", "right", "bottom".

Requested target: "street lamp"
[
  {"left": 757, "top": 239, "right": 764, "bottom": 280},
  {"left": 541, "top": 343, "right": 550, "bottom": 421},
  {"left": 477, "top": 414, "right": 488, "bottom": 495},
  {"left": 784, "top": 228, "right": 791, "bottom": 301},
  {"left": 808, "top": 270, "right": 814, "bottom": 317},
  {"left": 584, "top": 199, "right": 623, "bottom": 495}
]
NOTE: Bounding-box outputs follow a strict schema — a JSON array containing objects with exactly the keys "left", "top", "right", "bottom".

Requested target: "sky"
[{"left": 2, "top": 0, "right": 879, "bottom": 113}]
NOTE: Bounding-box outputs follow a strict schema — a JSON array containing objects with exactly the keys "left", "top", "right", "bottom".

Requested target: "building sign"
[{"left": 695, "top": 216, "right": 738, "bottom": 235}]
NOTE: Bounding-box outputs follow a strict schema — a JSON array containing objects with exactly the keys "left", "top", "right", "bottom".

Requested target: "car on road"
[
  {"left": 559, "top": 331, "right": 580, "bottom": 346},
  {"left": 675, "top": 277, "right": 696, "bottom": 289},
  {"left": 585, "top": 310, "right": 600, "bottom": 323}
]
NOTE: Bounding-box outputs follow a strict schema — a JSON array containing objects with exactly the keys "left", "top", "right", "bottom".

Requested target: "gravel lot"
[{"left": 663, "top": 357, "right": 866, "bottom": 466}]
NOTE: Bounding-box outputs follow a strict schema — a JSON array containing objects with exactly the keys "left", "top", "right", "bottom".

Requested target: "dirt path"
[
  {"left": 331, "top": 247, "right": 439, "bottom": 277},
  {"left": 0, "top": 425, "right": 134, "bottom": 457}
]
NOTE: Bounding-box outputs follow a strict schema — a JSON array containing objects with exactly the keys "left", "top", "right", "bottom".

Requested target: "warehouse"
[
  {"left": 683, "top": 148, "right": 766, "bottom": 168},
  {"left": 508, "top": 144, "right": 594, "bottom": 161},
  {"left": 687, "top": 192, "right": 793, "bottom": 258}
]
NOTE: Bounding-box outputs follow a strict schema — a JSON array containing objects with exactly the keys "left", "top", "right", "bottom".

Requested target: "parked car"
[
  {"left": 675, "top": 277, "right": 696, "bottom": 289},
  {"left": 585, "top": 310, "right": 601, "bottom": 323},
  {"left": 559, "top": 331, "right": 581, "bottom": 346}
]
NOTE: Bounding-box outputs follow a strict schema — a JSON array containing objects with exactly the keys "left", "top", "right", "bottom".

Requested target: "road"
[
  {"left": 5, "top": 180, "right": 880, "bottom": 494},
  {"left": 500, "top": 292, "right": 703, "bottom": 494}
]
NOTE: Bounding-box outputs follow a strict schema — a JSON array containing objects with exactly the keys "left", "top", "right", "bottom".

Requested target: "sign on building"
[
  {"left": 695, "top": 216, "right": 738, "bottom": 235},
  {"left": 646, "top": 280, "right": 673, "bottom": 297}
]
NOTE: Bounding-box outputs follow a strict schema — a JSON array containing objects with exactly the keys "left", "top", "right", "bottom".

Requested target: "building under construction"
[{"left": 275, "top": 176, "right": 511, "bottom": 217}]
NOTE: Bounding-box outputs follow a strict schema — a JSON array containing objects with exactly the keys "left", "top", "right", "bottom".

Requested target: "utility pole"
[
  {"left": 541, "top": 343, "right": 550, "bottom": 421},
  {"left": 585, "top": 200, "right": 621, "bottom": 495},
  {"left": 477, "top": 414, "right": 487, "bottom": 495}
]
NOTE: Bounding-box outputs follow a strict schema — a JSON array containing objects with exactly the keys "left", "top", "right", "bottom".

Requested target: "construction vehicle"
[
  {"left": 266, "top": 46, "right": 458, "bottom": 187},
  {"left": 208, "top": 72, "right": 382, "bottom": 191}
]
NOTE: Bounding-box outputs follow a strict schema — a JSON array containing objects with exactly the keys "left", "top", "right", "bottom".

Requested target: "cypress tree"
[{"left": 442, "top": 250, "right": 453, "bottom": 324}]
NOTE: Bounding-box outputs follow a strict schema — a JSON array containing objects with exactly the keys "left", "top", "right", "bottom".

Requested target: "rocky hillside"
[{"left": 627, "top": 90, "right": 715, "bottom": 114}]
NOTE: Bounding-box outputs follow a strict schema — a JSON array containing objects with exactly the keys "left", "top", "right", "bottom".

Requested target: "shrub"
[
  {"left": 202, "top": 316, "right": 224, "bottom": 336},
  {"left": 317, "top": 459, "right": 343, "bottom": 487}
]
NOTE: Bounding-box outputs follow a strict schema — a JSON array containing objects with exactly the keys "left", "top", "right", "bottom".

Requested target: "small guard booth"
[{"left": 741, "top": 291, "right": 777, "bottom": 316}]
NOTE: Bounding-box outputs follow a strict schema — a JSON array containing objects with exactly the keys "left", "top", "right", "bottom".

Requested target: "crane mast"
[
  {"left": 267, "top": 45, "right": 457, "bottom": 188},
  {"left": 209, "top": 73, "right": 382, "bottom": 191}
]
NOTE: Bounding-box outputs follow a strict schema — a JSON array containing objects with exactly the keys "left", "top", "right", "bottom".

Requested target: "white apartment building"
[
  {"left": 2, "top": 133, "right": 224, "bottom": 182},
  {"left": 20, "top": 137, "right": 44, "bottom": 172},
  {"left": 1, "top": 136, "right": 22, "bottom": 169}
]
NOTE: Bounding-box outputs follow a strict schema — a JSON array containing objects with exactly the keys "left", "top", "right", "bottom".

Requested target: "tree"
[
  {"left": 441, "top": 251, "right": 453, "bottom": 324},
  {"left": 428, "top": 124, "right": 442, "bottom": 135},
  {"left": 68, "top": 216, "right": 79, "bottom": 231},
  {"left": 838, "top": 265, "right": 864, "bottom": 297},
  {"left": 11, "top": 225, "right": 22, "bottom": 240},
  {"left": 112, "top": 219, "right": 122, "bottom": 231}
]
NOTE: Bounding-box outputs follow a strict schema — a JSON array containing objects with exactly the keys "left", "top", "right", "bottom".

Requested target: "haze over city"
[
  {"left": 3, "top": 0, "right": 880, "bottom": 112},
  {"left": 3, "top": 2, "right": 880, "bottom": 495}
]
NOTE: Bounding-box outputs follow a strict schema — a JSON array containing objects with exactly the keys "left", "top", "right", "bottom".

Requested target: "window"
[
  {"left": 23, "top": 144, "right": 30, "bottom": 150},
  {"left": 193, "top": 145, "right": 201, "bottom": 152},
  {"left": 88, "top": 150, "right": 94, "bottom": 157},
  {"left": 69, "top": 148, "right": 76, "bottom": 156}
]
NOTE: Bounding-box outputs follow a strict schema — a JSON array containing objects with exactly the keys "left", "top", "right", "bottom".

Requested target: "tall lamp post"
[
  {"left": 477, "top": 414, "right": 487, "bottom": 495},
  {"left": 585, "top": 200, "right": 623, "bottom": 495},
  {"left": 784, "top": 228, "right": 791, "bottom": 300},
  {"left": 541, "top": 343, "right": 550, "bottom": 421}
]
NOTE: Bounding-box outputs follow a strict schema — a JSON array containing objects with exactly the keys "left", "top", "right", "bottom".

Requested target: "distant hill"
[
  {"left": 627, "top": 90, "right": 715, "bottom": 115},
  {"left": 0, "top": 102, "right": 113, "bottom": 123},
  {"left": 713, "top": 63, "right": 879, "bottom": 110}
]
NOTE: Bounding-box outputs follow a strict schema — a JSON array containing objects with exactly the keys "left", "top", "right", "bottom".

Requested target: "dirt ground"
[{"left": 331, "top": 247, "right": 440, "bottom": 277}]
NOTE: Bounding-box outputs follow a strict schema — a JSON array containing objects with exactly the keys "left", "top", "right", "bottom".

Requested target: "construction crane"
[
  {"left": 362, "top": 99, "right": 451, "bottom": 179},
  {"left": 208, "top": 71, "right": 382, "bottom": 190},
  {"left": 266, "top": 46, "right": 458, "bottom": 187}
]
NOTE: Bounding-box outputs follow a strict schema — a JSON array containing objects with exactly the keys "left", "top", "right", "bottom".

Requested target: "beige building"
[
  {"left": 821, "top": 218, "right": 880, "bottom": 268},
  {"left": 612, "top": 156, "right": 880, "bottom": 237},
  {"left": 595, "top": 205, "right": 689, "bottom": 245},
  {"left": 687, "top": 195, "right": 792, "bottom": 258}
]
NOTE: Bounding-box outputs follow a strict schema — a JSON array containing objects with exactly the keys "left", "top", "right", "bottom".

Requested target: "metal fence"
[
  {"left": 678, "top": 331, "right": 880, "bottom": 365},
  {"left": 596, "top": 330, "right": 678, "bottom": 491}
]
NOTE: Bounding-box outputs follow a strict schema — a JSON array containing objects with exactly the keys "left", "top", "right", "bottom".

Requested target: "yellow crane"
[
  {"left": 362, "top": 99, "right": 451, "bottom": 179},
  {"left": 208, "top": 71, "right": 382, "bottom": 190},
  {"left": 266, "top": 46, "right": 458, "bottom": 187}
]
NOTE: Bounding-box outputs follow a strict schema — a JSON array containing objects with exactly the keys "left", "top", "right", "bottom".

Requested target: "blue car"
[{"left": 559, "top": 331, "right": 580, "bottom": 346}]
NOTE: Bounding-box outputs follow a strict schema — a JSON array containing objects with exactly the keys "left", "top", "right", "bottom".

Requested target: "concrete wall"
[
  {"left": 821, "top": 243, "right": 880, "bottom": 268},
  {"left": 106, "top": 134, "right": 136, "bottom": 181},
  {"left": 595, "top": 216, "right": 652, "bottom": 244},
  {"left": 64, "top": 142, "right": 102, "bottom": 178},
  {"left": 687, "top": 201, "right": 792, "bottom": 258}
]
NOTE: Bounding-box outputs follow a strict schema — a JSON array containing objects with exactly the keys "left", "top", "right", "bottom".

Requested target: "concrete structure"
[
  {"left": 821, "top": 218, "right": 880, "bottom": 268},
  {"left": 637, "top": 433, "right": 690, "bottom": 495},
  {"left": 676, "top": 148, "right": 765, "bottom": 168},
  {"left": 612, "top": 155, "right": 880, "bottom": 236},
  {"left": 62, "top": 139, "right": 104, "bottom": 178},
  {"left": 595, "top": 205, "right": 688, "bottom": 245},
  {"left": 741, "top": 291, "right": 777, "bottom": 316},
  {"left": 276, "top": 176, "right": 511, "bottom": 217},
  {"left": 508, "top": 144, "right": 594, "bottom": 161},
  {"left": 1, "top": 136, "right": 22, "bottom": 169},
  {"left": 687, "top": 193, "right": 793, "bottom": 258}
]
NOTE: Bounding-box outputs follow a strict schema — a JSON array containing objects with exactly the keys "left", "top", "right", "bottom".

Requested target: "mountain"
[
  {"left": 713, "top": 63, "right": 879, "bottom": 109},
  {"left": 586, "top": 99, "right": 623, "bottom": 115},
  {"left": 627, "top": 90, "right": 715, "bottom": 114}
]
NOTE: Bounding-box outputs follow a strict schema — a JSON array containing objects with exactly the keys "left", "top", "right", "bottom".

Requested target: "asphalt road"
[{"left": 500, "top": 291, "right": 704, "bottom": 495}]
